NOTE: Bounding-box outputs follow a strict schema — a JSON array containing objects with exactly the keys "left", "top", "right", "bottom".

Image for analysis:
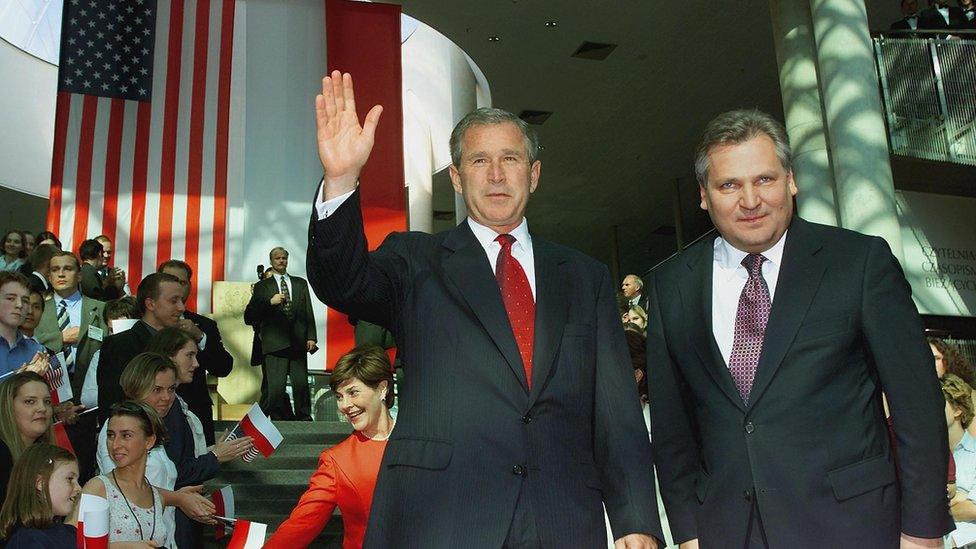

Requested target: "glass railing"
[{"left": 873, "top": 30, "right": 976, "bottom": 166}]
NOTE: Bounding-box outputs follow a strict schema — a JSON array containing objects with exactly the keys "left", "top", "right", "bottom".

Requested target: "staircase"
[{"left": 203, "top": 420, "right": 353, "bottom": 548}]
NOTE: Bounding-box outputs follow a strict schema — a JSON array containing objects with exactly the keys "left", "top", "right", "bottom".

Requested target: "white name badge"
[{"left": 88, "top": 326, "right": 104, "bottom": 342}]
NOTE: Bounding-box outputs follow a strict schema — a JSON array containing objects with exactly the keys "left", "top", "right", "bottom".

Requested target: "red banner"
[{"left": 323, "top": 0, "right": 404, "bottom": 370}]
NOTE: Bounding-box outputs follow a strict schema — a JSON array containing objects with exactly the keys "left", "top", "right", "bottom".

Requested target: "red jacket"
[{"left": 264, "top": 432, "right": 386, "bottom": 549}]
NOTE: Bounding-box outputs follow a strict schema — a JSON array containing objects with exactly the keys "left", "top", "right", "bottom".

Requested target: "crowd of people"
[
  {"left": 891, "top": 0, "right": 976, "bottom": 32},
  {"left": 0, "top": 233, "right": 321, "bottom": 546}
]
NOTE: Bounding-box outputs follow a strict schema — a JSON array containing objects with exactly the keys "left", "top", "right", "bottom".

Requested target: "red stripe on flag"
[
  {"left": 240, "top": 414, "right": 274, "bottom": 458},
  {"left": 157, "top": 0, "right": 186, "bottom": 264},
  {"left": 128, "top": 102, "right": 152, "bottom": 285},
  {"left": 226, "top": 519, "right": 251, "bottom": 549},
  {"left": 53, "top": 422, "right": 75, "bottom": 455},
  {"left": 211, "top": 0, "right": 236, "bottom": 297},
  {"left": 212, "top": 488, "right": 226, "bottom": 540},
  {"left": 324, "top": 0, "right": 405, "bottom": 367},
  {"left": 326, "top": 309, "right": 355, "bottom": 372},
  {"left": 71, "top": 95, "right": 100, "bottom": 249},
  {"left": 184, "top": 0, "right": 210, "bottom": 310},
  {"left": 48, "top": 92, "right": 72, "bottom": 234},
  {"left": 100, "top": 99, "right": 125, "bottom": 242}
]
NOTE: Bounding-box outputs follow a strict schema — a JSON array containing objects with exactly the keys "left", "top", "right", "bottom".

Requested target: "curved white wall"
[
  {"left": 0, "top": 37, "right": 57, "bottom": 197},
  {"left": 402, "top": 21, "right": 489, "bottom": 232}
]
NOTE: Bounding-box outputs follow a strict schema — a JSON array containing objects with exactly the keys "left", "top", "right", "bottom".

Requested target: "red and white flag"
[
  {"left": 45, "top": 360, "right": 73, "bottom": 405},
  {"left": 53, "top": 421, "right": 76, "bottom": 455},
  {"left": 49, "top": 0, "right": 246, "bottom": 313},
  {"left": 227, "top": 403, "right": 282, "bottom": 462},
  {"left": 211, "top": 485, "right": 234, "bottom": 540},
  {"left": 226, "top": 519, "right": 266, "bottom": 549},
  {"left": 76, "top": 493, "right": 109, "bottom": 549}
]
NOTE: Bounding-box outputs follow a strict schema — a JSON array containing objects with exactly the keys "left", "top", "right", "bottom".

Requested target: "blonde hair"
[
  {"left": 943, "top": 374, "right": 975, "bottom": 428},
  {"left": 0, "top": 443, "right": 76, "bottom": 538},
  {"left": 0, "top": 372, "right": 54, "bottom": 460}
]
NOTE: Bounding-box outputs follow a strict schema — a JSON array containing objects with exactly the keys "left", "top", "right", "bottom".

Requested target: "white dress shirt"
[
  {"left": 316, "top": 184, "right": 537, "bottom": 299},
  {"left": 711, "top": 231, "right": 788, "bottom": 365}
]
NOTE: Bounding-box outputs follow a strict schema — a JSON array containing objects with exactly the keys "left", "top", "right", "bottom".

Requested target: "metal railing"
[{"left": 874, "top": 30, "right": 976, "bottom": 166}]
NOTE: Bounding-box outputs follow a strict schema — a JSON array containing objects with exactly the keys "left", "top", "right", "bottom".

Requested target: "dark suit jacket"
[
  {"left": 96, "top": 321, "right": 155, "bottom": 422},
  {"left": 244, "top": 275, "right": 316, "bottom": 357},
  {"left": 307, "top": 190, "right": 661, "bottom": 548},
  {"left": 918, "top": 6, "right": 967, "bottom": 29},
  {"left": 647, "top": 218, "right": 952, "bottom": 547},
  {"left": 35, "top": 294, "right": 106, "bottom": 399},
  {"left": 176, "top": 310, "right": 233, "bottom": 445},
  {"left": 27, "top": 272, "right": 49, "bottom": 294},
  {"left": 79, "top": 263, "right": 123, "bottom": 301}
]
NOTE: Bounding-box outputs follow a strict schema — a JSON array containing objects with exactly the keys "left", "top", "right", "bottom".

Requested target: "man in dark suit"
[
  {"left": 97, "top": 272, "right": 186, "bottom": 422},
  {"left": 34, "top": 251, "right": 106, "bottom": 481},
  {"left": 621, "top": 274, "right": 650, "bottom": 312},
  {"left": 918, "top": 0, "right": 967, "bottom": 28},
  {"left": 647, "top": 110, "right": 952, "bottom": 548},
  {"left": 25, "top": 244, "right": 57, "bottom": 295},
  {"left": 891, "top": 0, "right": 921, "bottom": 30},
  {"left": 244, "top": 247, "right": 317, "bottom": 421},
  {"left": 159, "top": 259, "right": 234, "bottom": 445},
  {"left": 307, "top": 71, "right": 660, "bottom": 548}
]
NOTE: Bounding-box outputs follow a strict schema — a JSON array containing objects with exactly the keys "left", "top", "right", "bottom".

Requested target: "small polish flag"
[
  {"left": 227, "top": 403, "right": 283, "bottom": 462},
  {"left": 53, "top": 421, "right": 76, "bottom": 455},
  {"left": 226, "top": 519, "right": 267, "bottom": 549},
  {"left": 45, "top": 363, "right": 73, "bottom": 405},
  {"left": 75, "top": 493, "right": 109, "bottom": 549},
  {"left": 211, "top": 486, "right": 235, "bottom": 540}
]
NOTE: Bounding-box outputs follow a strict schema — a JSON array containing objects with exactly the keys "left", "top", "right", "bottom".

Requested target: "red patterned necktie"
[
  {"left": 495, "top": 234, "right": 535, "bottom": 388},
  {"left": 728, "top": 253, "right": 771, "bottom": 404}
]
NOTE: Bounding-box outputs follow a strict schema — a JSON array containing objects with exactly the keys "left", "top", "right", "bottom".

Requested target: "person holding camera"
[{"left": 244, "top": 247, "right": 317, "bottom": 421}]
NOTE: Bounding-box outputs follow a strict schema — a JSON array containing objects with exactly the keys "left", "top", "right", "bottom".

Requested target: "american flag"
[{"left": 48, "top": 0, "right": 244, "bottom": 313}]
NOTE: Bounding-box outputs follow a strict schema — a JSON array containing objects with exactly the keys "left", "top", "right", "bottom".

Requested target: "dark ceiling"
[{"left": 401, "top": 0, "right": 909, "bottom": 281}]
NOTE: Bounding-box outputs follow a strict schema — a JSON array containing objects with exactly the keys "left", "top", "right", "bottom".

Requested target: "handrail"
[{"left": 873, "top": 32, "right": 976, "bottom": 167}]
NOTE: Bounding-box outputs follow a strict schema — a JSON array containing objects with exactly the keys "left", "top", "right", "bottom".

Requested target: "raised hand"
[{"left": 315, "top": 70, "right": 383, "bottom": 199}]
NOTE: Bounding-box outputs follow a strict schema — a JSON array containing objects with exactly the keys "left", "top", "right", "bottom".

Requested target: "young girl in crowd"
[
  {"left": 0, "top": 443, "right": 80, "bottom": 547},
  {"left": 0, "top": 372, "right": 54, "bottom": 510}
]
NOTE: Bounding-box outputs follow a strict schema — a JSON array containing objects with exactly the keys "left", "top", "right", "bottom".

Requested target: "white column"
[
  {"left": 769, "top": 0, "right": 839, "bottom": 227},
  {"left": 809, "top": 0, "right": 905, "bottom": 261}
]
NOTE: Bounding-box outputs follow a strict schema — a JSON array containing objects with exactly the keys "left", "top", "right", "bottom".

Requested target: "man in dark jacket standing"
[{"left": 244, "top": 248, "right": 317, "bottom": 421}]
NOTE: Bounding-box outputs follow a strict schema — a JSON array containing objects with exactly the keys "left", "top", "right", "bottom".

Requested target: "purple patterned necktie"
[{"left": 728, "top": 253, "right": 771, "bottom": 403}]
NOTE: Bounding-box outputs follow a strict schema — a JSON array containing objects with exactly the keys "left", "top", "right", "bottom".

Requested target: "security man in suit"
[
  {"left": 244, "top": 247, "right": 317, "bottom": 421},
  {"left": 306, "top": 71, "right": 661, "bottom": 548},
  {"left": 647, "top": 109, "right": 952, "bottom": 548}
]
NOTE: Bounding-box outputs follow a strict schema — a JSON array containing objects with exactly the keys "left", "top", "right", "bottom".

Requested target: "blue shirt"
[
  {"left": 0, "top": 331, "right": 45, "bottom": 377},
  {"left": 52, "top": 290, "right": 83, "bottom": 329}
]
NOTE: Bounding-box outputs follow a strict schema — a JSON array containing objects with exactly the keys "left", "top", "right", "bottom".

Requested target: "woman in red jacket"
[{"left": 265, "top": 345, "right": 395, "bottom": 549}]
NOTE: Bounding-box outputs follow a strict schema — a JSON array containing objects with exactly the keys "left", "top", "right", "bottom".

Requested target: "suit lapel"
[
  {"left": 527, "top": 238, "right": 568, "bottom": 408},
  {"left": 79, "top": 297, "right": 99, "bottom": 338},
  {"left": 679, "top": 237, "right": 747, "bottom": 412},
  {"left": 442, "top": 223, "right": 529, "bottom": 392},
  {"left": 747, "top": 219, "right": 826, "bottom": 408}
]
